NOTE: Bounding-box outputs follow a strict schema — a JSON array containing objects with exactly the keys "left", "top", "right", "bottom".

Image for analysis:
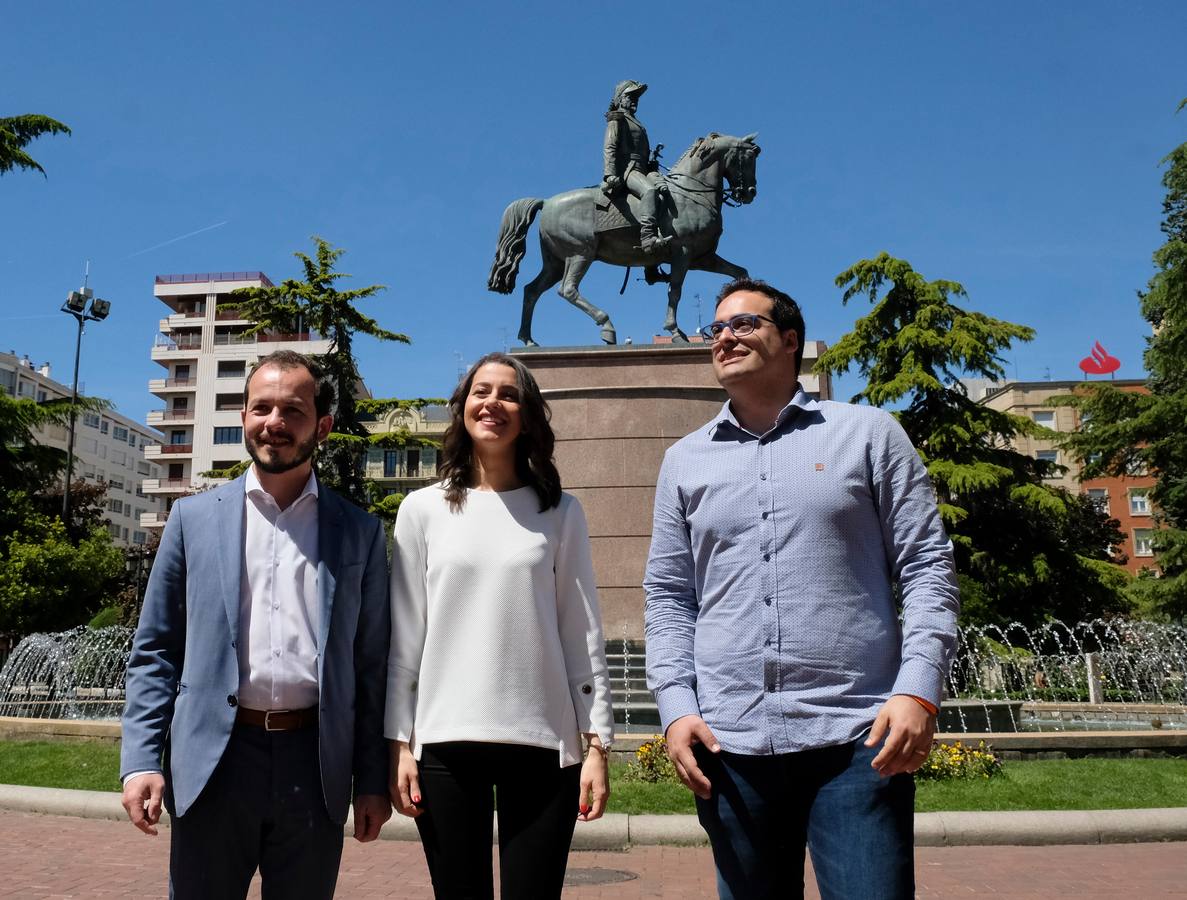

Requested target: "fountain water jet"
[{"left": 0, "top": 626, "right": 133, "bottom": 719}]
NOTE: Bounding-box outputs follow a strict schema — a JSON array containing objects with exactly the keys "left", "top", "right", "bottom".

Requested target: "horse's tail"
[{"left": 487, "top": 198, "right": 544, "bottom": 294}]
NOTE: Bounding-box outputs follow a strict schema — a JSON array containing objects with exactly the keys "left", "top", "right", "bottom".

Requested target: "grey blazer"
[{"left": 120, "top": 475, "right": 390, "bottom": 824}]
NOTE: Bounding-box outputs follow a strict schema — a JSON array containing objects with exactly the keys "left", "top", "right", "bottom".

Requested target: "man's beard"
[{"left": 245, "top": 430, "right": 320, "bottom": 475}]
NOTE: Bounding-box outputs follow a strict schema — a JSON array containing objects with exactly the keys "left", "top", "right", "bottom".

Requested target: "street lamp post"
[{"left": 60, "top": 285, "right": 111, "bottom": 523}]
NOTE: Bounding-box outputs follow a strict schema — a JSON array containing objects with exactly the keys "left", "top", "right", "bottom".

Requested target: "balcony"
[
  {"left": 160, "top": 311, "right": 206, "bottom": 330},
  {"left": 139, "top": 511, "right": 169, "bottom": 529},
  {"left": 151, "top": 337, "right": 202, "bottom": 361},
  {"left": 259, "top": 332, "right": 314, "bottom": 343},
  {"left": 215, "top": 307, "right": 248, "bottom": 321},
  {"left": 213, "top": 332, "right": 255, "bottom": 346},
  {"left": 144, "top": 443, "right": 193, "bottom": 460},
  {"left": 148, "top": 377, "right": 197, "bottom": 394},
  {"left": 141, "top": 478, "right": 192, "bottom": 494},
  {"left": 146, "top": 409, "right": 196, "bottom": 425}
]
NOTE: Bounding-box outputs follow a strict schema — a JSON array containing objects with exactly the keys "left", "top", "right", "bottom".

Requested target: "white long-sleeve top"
[{"left": 385, "top": 484, "right": 614, "bottom": 766}]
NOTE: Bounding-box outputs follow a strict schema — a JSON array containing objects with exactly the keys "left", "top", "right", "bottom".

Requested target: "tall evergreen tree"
[
  {"left": 817, "top": 253, "right": 1129, "bottom": 626},
  {"left": 228, "top": 237, "right": 410, "bottom": 507},
  {"left": 0, "top": 114, "right": 70, "bottom": 176},
  {"left": 1058, "top": 101, "right": 1187, "bottom": 618}
]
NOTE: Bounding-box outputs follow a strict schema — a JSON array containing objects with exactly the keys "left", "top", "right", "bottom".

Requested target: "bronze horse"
[{"left": 488, "top": 132, "right": 760, "bottom": 346}]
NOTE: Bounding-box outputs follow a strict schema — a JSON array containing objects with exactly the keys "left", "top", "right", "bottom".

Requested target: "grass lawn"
[
  {"left": 2, "top": 743, "right": 1185, "bottom": 815},
  {"left": 0, "top": 740, "right": 122, "bottom": 793}
]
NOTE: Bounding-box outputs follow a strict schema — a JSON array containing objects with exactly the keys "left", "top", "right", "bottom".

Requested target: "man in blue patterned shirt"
[{"left": 644, "top": 278, "right": 959, "bottom": 899}]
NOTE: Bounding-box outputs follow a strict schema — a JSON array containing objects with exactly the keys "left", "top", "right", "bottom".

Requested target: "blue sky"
[{"left": 3, "top": 1, "right": 1184, "bottom": 421}]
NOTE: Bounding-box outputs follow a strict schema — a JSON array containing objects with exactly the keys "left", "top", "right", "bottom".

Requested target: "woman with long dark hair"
[{"left": 386, "top": 352, "right": 614, "bottom": 898}]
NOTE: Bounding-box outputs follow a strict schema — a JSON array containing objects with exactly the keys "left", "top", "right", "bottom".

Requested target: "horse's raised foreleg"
[
  {"left": 662, "top": 249, "right": 692, "bottom": 343},
  {"left": 691, "top": 252, "right": 749, "bottom": 281},
  {"left": 519, "top": 249, "right": 564, "bottom": 346},
  {"left": 558, "top": 255, "right": 616, "bottom": 344}
]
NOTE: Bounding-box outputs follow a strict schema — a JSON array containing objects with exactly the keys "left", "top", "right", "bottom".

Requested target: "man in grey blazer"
[{"left": 120, "top": 350, "right": 391, "bottom": 899}]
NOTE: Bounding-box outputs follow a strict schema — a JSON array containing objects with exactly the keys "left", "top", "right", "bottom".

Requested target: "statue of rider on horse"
[{"left": 488, "top": 80, "right": 761, "bottom": 347}]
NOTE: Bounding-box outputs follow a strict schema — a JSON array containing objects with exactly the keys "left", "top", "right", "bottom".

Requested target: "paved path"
[{"left": 2, "top": 811, "right": 1186, "bottom": 898}]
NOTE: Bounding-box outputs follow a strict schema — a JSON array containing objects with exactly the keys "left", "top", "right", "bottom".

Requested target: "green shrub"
[
  {"left": 621, "top": 735, "right": 680, "bottom": 784},
  {"left": 87, "top": 606, "right": 123, "bottom": 628},
  {"left": 917, "top": 740, "right": 1004, "bottom": 781}
]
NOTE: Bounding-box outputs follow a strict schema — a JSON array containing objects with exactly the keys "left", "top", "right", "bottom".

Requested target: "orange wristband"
[{"left": 906, "top": 695, "right": 938, "bottom": 715}]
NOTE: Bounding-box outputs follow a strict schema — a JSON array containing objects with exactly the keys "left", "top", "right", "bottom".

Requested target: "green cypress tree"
[
  {"left": 818, "top": 253, "right": 1129, "bottom": 626},
  {"left": 1058, "top": 102, "right": 1187, "bottom": 619}
]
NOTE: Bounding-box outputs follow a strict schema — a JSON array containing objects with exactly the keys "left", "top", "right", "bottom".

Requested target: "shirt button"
[
  {"left": 273, "top": 650, "right": 282, "bottom": 657},
  {"left": 763, "top": 553, "right": 770, "bottom": 561},
  {"left": 273, "top": 603, "right": 280, "bottom": 610},
  {"left": 762, "top": 511, "right": 769, "bottom": 519},
  {"left": 581, "top": 684, "right": 592, "bottom": 694},
  {"left": 764, "top": 597, "right": 772, "bottom": 605},
  {"left": 760, "top": 473, "right": 767, "bottom": 481},
  {"left": 767, "top": 684, "right": 775, "bottom": 692}
]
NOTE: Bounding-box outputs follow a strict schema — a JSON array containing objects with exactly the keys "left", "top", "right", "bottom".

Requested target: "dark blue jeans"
[{"left": 694, "top": 737, "right": 914, "bottom": 900}]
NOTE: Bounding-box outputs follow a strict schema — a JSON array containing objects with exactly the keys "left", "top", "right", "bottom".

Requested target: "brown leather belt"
[{"left": 236, "top": 706, "right": 318, "bottom": 731}]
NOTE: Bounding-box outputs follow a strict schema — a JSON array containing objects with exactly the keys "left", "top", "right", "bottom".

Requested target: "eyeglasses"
[{"left": 699, "top": 313, "right": 778, "bottom": 342}]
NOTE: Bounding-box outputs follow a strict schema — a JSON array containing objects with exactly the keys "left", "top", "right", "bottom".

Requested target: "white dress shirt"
[{"left": 237, "top": 465, "right": 321, "bottom": 711}]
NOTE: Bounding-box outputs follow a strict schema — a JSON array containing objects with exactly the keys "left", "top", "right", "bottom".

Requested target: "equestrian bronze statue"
[{"left": 488, "top": 109, "right": 761, "bottom": 346}]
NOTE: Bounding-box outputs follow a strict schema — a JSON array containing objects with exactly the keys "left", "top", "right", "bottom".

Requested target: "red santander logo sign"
[{"left": 1079, "top": 341, "right": 1121, "bottom": 376}]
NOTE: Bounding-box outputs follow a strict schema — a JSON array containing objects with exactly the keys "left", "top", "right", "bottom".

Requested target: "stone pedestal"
[{"left": 514, "top": 344, "right": 725, "bottom": 640}]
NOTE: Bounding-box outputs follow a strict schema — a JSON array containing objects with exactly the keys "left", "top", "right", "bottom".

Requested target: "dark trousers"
[
  {"left": 694, "top": 737, "right": 915, "bottom": 900},
  {"left": 168, "top": 723, "right": 343, "bottom": 900},
  {"left": 414, "top": 742, "right": 581, "bottom": 899}
]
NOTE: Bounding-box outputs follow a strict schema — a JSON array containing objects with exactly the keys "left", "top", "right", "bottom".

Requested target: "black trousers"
[
  {"left": 168, "top": 723, "right": 343, "bottom": 900},
  {"left": 414, "top": 742, "right": 581, "bottom": 899}
]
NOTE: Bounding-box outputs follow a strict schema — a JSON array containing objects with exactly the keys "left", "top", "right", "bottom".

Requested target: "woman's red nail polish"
[
  {"left": 412, "top": 795, "right": 421, "bottom": 804},
  {"left": 580, "top": 803, "right": 590, "bottom": 814}
]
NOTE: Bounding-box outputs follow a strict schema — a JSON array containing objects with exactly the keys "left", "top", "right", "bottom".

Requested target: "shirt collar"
[
  {"left": 710, "top": 384, "right": 818, "bottom": 438},
  {"left": 245, "top": 465, "right": 319, "bottom": 508}
]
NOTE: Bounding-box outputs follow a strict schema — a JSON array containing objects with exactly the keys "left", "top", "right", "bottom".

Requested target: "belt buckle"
[{"left": 263, "top": 709, "right": 291, "bottom": 732}]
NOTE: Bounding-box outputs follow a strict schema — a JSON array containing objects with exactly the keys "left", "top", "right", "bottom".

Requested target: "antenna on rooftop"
[{"left": 454, "top": 351, "right": 466, "bottom": 384}]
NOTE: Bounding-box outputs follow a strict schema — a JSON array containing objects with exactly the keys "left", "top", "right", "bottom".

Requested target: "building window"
[
  {"left": 384, "top": 450, "right": 399, "bottom": 478},
  {"left": 108, "top": 477, "right": 124, "bottom": 492},
  {"left": 215, "top": 393, "right": 244, "bottom": 411},
  {"left": 213, "top": 427, "right": 243, "bottom": 445},
  {"left": 1133, "top": 528, "right": 1154, "bottom": 557},
  {"left": 83, "top": 412, "right": 100, "bottom": 428},
  {"left": 112, "top": 450, "right": 127, "bottom": 466},
  {"left": 1086, "top": 488, "right": 1109, "bottom": 515},
  {"left": 113, "top": 426, "right": 129, "bottom": 442},
  {"left": 217, "top": 360, "right": 247, "bottom": 378},
  {"left": 1033, "top": 410, "right": 1056, "bottom": 429},
  {"left": 108, "top": 523, "right": 121, "bottom": 538},
  {"left": 1036, "top": 450, "right": 1059, "bottom": 477},
  {"left": 1126, "top": 458, "right": 1150, "bottom": 477},
  {"left": 170, "top": 430, "right": 188, "bottom": 445},
  {"left": 100, "top": 419, "right": 109, "bottom": 434},
  {"left": 406, "top": 448, "right": 420, "bottom": 477},
  {"left": 132, "top": 531, "right": 147, "bottom": 545},
  {"left": 36, "top": 389, "right": 47, "bottom": 402},
  {"left": 1129, "top": 489, "right": 1151, "bottom": 516},
  {"left": 109, "top": 499, "right": 124, "bottom": 514}
]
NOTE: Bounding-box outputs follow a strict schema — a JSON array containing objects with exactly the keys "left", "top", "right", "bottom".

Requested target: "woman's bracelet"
[{"left": 585, "top": 741, "right": 609, "bottom": 759}]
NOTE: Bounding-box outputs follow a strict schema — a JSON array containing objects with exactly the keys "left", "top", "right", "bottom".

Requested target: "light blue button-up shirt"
[{"left": 644, "top": 389, "right": 960, "bottom": 755}]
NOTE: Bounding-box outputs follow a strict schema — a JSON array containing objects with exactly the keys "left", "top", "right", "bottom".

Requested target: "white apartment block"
[
  {"left": 143, "top": 272, "right": 331, "bottom": 528},
  {"left": 1, "top": 350, "right": 165, "bottom": 547}
]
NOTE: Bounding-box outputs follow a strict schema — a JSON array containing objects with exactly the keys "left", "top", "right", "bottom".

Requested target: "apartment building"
[
  {"left": 363, "top": 404, "right": 448, "bottom": 497},
  {"left": 978, "top": 379, "right": 1158, "bottom": 574},
  {"left": 143, "top": 272, "right": 331, "bottom": 529},
  {"left": 1, "top": 350, "right": 165, "bottom": 546}
]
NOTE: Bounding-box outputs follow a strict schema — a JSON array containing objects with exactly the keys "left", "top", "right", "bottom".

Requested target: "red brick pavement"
[{"left": 1, "top": 811, "right": 1185, "bottom": 897}]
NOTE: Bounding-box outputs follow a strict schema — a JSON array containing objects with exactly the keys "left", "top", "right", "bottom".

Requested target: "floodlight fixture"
[
  {"left": 89, "top": 298, "right": 111, "bottom": 320},
  {"left": 64, "top": 291, "right": 87, "bottom": 313}
]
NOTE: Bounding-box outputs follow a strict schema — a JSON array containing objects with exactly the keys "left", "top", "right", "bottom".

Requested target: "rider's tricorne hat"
[{"left": 613, "top": 80, "right": 648, "bottom": 104}]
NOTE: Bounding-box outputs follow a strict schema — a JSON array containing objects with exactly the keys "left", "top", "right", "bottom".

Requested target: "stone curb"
[{"left": 2, "top": 784, "right": 1186, "bottom": 847}]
